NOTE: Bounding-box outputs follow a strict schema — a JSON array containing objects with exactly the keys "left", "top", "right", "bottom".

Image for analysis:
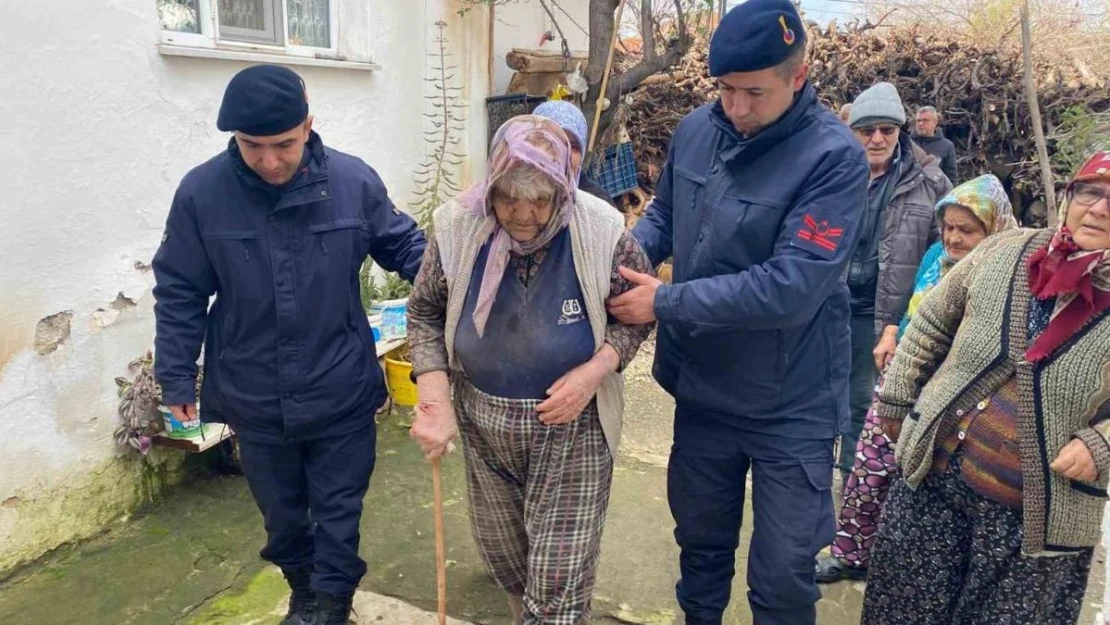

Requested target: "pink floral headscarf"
[{"left": 459, "top": 115, "right": 577, "bottom": 337}]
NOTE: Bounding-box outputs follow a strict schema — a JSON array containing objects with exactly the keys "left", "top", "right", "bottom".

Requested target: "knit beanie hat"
[
  {"left": 532, "top": 100, "right": 588, "bottom": 151},
  {"left": 849, "top": 82, "right": 906, "bottom": 128}
]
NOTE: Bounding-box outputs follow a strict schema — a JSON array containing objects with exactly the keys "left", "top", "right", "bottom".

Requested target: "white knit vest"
[{"left": 433, "top": 191, "right": 627, "bottom": 455}]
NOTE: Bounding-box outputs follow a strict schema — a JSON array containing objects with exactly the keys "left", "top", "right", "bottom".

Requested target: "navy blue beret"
[
  {"left": 709, "top": 0, "right": 807, "bottom": 77},
  {"left": 217, "top": 65, "right": 309, "bottom": 136}
]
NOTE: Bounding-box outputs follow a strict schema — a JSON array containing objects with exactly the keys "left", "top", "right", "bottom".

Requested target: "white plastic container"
[
  {"left": 368, "top": 313, "right": 383, "bottom": 342},
  {"left": 375, "top": 298, "right": 408, "bottom": 340}
]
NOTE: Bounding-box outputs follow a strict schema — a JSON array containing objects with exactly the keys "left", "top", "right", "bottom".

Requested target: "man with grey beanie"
[{"left": 817, "top": 82, "right": 951, "bottom": 583}]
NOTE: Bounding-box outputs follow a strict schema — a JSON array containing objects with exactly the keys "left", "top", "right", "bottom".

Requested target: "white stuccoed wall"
[{"left": 0, "top": 0, "right": 560, "bottom": 574}]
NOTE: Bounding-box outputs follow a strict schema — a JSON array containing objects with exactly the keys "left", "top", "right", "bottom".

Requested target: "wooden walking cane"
[{"left": 432, "top": 457, "right": 447, "bottom": 625}]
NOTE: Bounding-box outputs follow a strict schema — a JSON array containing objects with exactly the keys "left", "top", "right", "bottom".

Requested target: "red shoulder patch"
[{"left": 795, "top": 213, "right": 844, "bottom": 252}]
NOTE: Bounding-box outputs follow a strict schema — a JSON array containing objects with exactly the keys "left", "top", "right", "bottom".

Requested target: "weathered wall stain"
[
  {"left": 0, "top": 450, "right": 185, "bottom": 575},
  {"left": 33, "top": 312, "right": 73, "bottom": 356},
  {"left": 0, "top": 325, "right": 32, "bottom": 377},
  {"left": 109, "top": 293, "right": 137, "bottom": 311}
]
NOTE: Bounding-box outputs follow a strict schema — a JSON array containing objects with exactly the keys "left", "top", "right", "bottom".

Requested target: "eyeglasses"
[
  {"left": 853, "top": 125, "right": 899, "bottom": 139},
  {"left": 1069, "top": 182, "right": 1110, "bottom": 207}
]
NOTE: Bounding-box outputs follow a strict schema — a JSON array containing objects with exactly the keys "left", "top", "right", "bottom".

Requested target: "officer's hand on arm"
[{"left": 606, "top": 267, "right": 663, "bottom": 325}]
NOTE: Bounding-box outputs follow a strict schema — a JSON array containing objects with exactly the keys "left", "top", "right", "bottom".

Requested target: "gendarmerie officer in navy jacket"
[
  {"left": 608, "top": 1, "right": 869, "bottom": 623},
  {"left": 152, "top": 65, "right": 426, "bottom": 625}
]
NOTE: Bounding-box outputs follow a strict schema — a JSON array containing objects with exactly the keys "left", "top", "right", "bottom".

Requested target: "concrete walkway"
[{"left": 0, "top": 343, "right": 1104, "bottom": 624}]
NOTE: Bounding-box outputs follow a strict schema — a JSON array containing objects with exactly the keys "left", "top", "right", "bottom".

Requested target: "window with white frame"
[{"left": 158, "top": 0, "right": 333, "bottom": 51}]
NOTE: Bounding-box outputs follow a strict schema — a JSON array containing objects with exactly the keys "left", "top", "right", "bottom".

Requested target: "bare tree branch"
[
  {"left": 641, "top": 0, "right": 657, "bottom": 61},
  {"left": 609, "top": 0, "right": 688, "bottom": 99},
  {"left": 858, "top": 8, "right": 897, "bottom": 32},
  {"left": 1022, "top": 0, "right": 1058, "bottom": 224},
  {"left": 583, "top": 0, "right": 691, "bottom": 146}
]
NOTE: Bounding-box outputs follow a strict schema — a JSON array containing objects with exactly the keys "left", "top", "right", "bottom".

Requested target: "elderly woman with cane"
[
  {"left": 861, "top": 152, "right": 1110, "bottom": 624},
  {"left": 407, "top": 114, "right": 654, "bottom": 624}
]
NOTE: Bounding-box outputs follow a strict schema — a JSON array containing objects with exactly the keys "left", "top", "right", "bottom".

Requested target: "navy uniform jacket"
[
  {"left": 153, "top": 132, "right": 426, "bottom": 443},
  {"left": 633, "top": 84, "right": 869, "bottom": 439}
]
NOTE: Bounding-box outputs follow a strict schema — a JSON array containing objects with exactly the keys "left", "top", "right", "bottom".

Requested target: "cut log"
[
  {"left": 506, "top": 71, "right": 566, "bottom": 97},
  {"left": 639, "top": 72, "right": 684, "bottom": 87},
  {"left": 506, "top": 48, "right": 588, "bottom": 73}
]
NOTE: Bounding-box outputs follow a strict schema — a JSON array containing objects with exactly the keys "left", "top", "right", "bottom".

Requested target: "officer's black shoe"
[
  {"left": 815, "top": 552, "right": 868, "bottom": 583},
  {"left": 279, "top": 565, "right": 318, "bottom": 625},
  {"left": 316, "top": 591, "right": 355, "bottom": 625}
]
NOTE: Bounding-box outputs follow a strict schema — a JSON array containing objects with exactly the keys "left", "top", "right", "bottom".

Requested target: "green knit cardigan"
[{"left": 877, "top": 228, "right": 1110, "bottom": 556}]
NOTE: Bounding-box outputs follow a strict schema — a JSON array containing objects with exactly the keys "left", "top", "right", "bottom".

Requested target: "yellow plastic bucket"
[{"left": 384, "top": 356, "right": 418, "bottom": 407}]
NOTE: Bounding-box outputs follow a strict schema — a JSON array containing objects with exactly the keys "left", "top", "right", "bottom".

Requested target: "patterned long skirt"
[
  {"left": 861, "top": 461, "right": 1092, "bottom": 625},
  {"left": 454, "top": 378, "right": 614, "bottom": 625},
  {"left": 830, "top": 374, "right": 896, "bottom": 570}
]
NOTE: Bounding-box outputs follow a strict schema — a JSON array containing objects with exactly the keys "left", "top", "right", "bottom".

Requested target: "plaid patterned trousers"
[{"left": 454, "top": 378, "right": 614, "bottom": 625}]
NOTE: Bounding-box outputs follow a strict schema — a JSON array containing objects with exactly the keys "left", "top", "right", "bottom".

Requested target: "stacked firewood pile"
[{"left": 622, "top": 23, "right": 1110, "bottom": 225}]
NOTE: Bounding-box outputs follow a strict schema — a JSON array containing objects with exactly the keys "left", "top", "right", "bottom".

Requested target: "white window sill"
[{"left": 158, "top": 44, "right": 380, "bottom": 72}]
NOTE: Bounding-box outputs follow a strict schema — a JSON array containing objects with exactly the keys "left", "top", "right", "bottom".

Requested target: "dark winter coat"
[
  {"left": 152, "top": 132, "right": 426, "bottom": 443},
  {"left": 872, "top": 136, "right": 952, "bottom": 336},
  {"left": 913, "top": 128, "right": 958, "bottom": 184},
  {"left": 632, "top": 83, "right": 870, "bottom": 439}
]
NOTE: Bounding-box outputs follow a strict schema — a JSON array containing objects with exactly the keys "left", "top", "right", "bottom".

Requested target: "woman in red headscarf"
[
  {"left": 860, "top": 152, "right": 1110, "bottom": 624},
  {"left": 406, "top": 115, "right": 654, "bottom": 624}
]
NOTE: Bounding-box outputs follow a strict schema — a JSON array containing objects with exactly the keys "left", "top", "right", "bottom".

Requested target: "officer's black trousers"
[
  {"left": 668, "top": 406, "right": 835, "bottom": 625},
  {"left": 238, "top": 424, "right": 377, "bottom": 596}
]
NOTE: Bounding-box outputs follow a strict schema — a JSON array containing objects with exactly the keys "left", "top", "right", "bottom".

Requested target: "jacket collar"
[
  {"left": 709, "top": 81, "right": 818, "bottom": 166},
  {"left": 228, "top": 131, "right": 330, "bottom": 210},
  {"left": 228, "top": 131, "right": 328, "bottom": 191},
  {"left": 913, "top": 127, "right": 946, "bottom": 141},
  {"left": 890, "top": 132, "right": 927, "bottom": 190}
]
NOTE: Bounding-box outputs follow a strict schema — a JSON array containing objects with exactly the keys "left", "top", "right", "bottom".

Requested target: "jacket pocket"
[
  {"left": 306, "top": 219, "right": 366, "bottom": 283},
  {"left": 201, "top": 231, "right": 264, "bottom": 298},
  {"left": 203, "top": 230, "right": 260, "bottom": 261},
  {"left": 673, "top": 166, "right": 707, "bottom": 212},
  {"left": 308, "top": 219, "right": 365, "bottom": 253},
  {"left": 714, "top": 194, "right": 786, "bottom": 266}
]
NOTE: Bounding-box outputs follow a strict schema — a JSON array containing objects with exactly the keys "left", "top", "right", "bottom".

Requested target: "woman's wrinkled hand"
[
  {"left": 537, "top": 358, "right": 611, "bottom": 426},
  {"left": 410, "top": 372, "right": 458, "bottom": 461},
  {"left": 879, "top": 417, "right": 903, "bottom": 444},
  {"left": 1051, "top": 438, "right": 1099, "bottom": 482},
  {"left": 873, "top": 326, "right": 899, "bottom": 371}
]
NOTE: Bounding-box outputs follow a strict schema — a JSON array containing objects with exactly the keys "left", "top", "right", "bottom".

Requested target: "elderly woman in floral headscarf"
[
  {"left": 816, "top": 174, "right": 1018, "bottom": 583},
  {"left": 407, "top": 115, "right": 654, "bottom": 624},
  {"left": 860, "top": 154, "right": 1110, "bottom": 625}
]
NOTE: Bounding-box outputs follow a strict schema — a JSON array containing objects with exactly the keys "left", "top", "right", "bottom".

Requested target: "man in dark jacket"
[
  {"left": 834, "top": 83, "right": 949, "bottom": 495},
  {"left": 152, "top": 65, "right": 426, "bottom": 625},
  {"left": 913, "top": 105, "right": 958, "bottom": 183},
  {"left": 607, "top": 1, "right": 869, "bottom": 623}
]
